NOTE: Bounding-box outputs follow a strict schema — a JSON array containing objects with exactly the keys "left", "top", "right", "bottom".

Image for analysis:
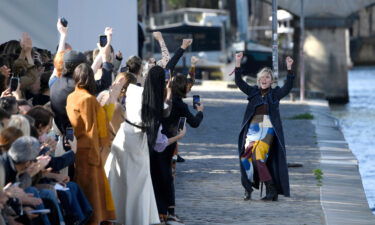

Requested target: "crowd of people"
[
  {"left": 0, "top": 18, "right": 204, "bottom": 225},
  {"left": 0, "top": 15, "right": 296, "bottom": 225}
]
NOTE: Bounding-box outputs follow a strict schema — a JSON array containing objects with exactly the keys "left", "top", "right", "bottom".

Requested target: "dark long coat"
[{"left": 235, "top": 68, "right": 295, "bottom": 197}]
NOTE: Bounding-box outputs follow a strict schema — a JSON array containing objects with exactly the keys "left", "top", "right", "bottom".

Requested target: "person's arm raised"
[
  {"left": 234, "top": 52, "right": 256, "bottom": 96},
  {"left": 95, "top": 27, "right": 114, "bottom": 93},
  {"left": 274, "top": 56, "right": 295, "bottom": 100},
  {"left": 165, "top": 39, "right": 192, "bottom": 73},
  {"left": 50, "top": 18, "right": 68, "bottom": 86},
  {"left": 57, "top": 18, "right": 68, "bottom": 53},
  {"left": 153, "top": 32, "right": 170, "bottom": 68},
  {"left": 19, "top": 33, "right": 34, "bottom": 65}
]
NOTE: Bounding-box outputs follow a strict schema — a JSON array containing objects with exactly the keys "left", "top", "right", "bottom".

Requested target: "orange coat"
[{"left": 66, "top": 87, "right": 115, "bottom": 225}]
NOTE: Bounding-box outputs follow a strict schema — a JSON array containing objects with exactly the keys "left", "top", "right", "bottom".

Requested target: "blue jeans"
[
  {"left": 24, "top": 187, "right": 51, "bottom": 225},
  {"left": 57, "top": 182, "right": 93, "bottom": 224},
  {"left": 38, "top": 188, "right": 65, "bottom": 225}
]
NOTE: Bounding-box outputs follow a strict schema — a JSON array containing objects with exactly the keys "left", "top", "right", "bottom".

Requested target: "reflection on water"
[{"left": 330, "top": 66, "right": 375, "bottom": 213}]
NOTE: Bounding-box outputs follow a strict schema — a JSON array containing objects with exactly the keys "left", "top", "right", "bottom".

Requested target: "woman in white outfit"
[{"left": 105, "top": 66, "right": 186, "bottom": 225}]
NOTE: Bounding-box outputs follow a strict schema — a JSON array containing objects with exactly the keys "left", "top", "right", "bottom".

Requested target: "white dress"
[{"left": 105, "top": 84, "right": 160, "bottom": 225}]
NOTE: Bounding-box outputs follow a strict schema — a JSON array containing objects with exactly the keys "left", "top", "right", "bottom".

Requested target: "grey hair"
[
  {"left": 256, "top": 67, "right": 276, "bottom": 87},
  {"left": 8, "top": 115, "right": 30, "bottom": 136},
  {"left": 8, "top": 136, "right": 40, "bottom": 164}
]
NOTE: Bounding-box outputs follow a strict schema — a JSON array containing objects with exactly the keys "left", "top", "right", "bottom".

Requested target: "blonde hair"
[
  {"left": 8, "top": 115, "right": 30, "bottom": 136},
  {"left": 256, "top": 67, "right": 276, "bottom": 87}
]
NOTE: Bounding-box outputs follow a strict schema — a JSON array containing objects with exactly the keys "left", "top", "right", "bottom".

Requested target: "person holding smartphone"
[
  {"left": 150, "top": 74, "right": 203, "bottom": 224},
  {"left": 107, "top": 66, "right": 181, "bottom": 225},
  {"left": 234, "top": 52, "right": 295, "bottom": 202}
]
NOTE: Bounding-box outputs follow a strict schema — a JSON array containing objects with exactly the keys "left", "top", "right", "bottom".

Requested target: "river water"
[{"left": 330, "top": 66, "right": 375, "bottom": 213}]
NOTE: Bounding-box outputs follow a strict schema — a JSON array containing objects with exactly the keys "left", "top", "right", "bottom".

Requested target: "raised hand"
[
  {"left": 286, "top": 56, "right": 293, "bottom": 70},
  {"left": 181, "top": 39, "right": 193, "bottom": 50},
  {"left": 20, "top": 33, "right": 33, "bottom": 53},
  {"left": 57, "top": 18, "right": 68, "bottom": 36},
  {"left": 191, "top": 56, "right": 199, "bottom": 66},
  {"left": 105, "top": 27, "right": 113, "bottom": 38},
  {"left": 97, "top": 27, "right": 113, "bottom": 62},
  {"left": 104, "top": 27, "right": 113, "bottom": 45},
  {"left": 235, "top": 52, "right": 243, "bottom": 67}
]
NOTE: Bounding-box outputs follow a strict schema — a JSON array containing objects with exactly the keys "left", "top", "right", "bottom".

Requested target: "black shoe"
[
  {"left": 261, "top": 181, "right": 278, "bottom": 201},
  {"left": 176, "top": 154, "right": 185, "bottom": 163},
  {"left": 243, "top": 190, "right": 252, "bottom": 201}
]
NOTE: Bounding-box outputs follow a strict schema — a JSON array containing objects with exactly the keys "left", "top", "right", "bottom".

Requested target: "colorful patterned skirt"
[{"left": 241, "top": 115, "right": 275, "bottom": 183}]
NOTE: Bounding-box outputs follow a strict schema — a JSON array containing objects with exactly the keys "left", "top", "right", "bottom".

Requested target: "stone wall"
[{"left": 304, "top": 27, "right": 349, "bottom": 103}]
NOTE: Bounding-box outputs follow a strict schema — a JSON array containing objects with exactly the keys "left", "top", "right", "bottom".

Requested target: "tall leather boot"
[
  {"left": 243, "top": 190, "right": 252, "bottom": 201},
  {"left": 261, "top": 180, "right": 278, "bottom": 201}
]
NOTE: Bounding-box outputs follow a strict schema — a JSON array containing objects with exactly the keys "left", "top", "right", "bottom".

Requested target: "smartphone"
[
  {"left": 99, "top": 35, "right": 107, "bottom": 47},
  {"left": 164, "top": 69, "right": 171, "bottom": 81},
  {"left": 10, "top": 76, "right": 19, "bottom": 92},
  {"left": 27, "top": 209, "right": 51, "bottom": 215},
  {"left": 193, "top": 95, "right": 200, "bottom": 109},
  {"left": 178, "top": 117, "right": 186, "bottom": 131},
  {"left": 60, "top": 17, "right": 68, "bottom": 27},
  {"left": 65, "top": 127, "right": 74, "bottom": 142}
]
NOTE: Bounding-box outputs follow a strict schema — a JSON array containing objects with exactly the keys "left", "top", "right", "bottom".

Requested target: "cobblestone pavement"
[{"left": 174, "top": 86, "right": 325, "bottom": 225}]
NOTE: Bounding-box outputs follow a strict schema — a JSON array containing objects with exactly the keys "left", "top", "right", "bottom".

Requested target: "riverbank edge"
[{"left": 306, "top": 99, "right": 375, "bottom": 225}]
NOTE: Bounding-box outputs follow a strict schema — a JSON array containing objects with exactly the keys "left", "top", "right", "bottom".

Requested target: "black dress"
[{"left": 150, "top": 96, "right": 203, "bottom": 215}]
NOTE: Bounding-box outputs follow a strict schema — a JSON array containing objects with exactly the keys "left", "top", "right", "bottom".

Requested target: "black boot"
[
  {"left": 243, "top": 190, "right": 252, "bottom": 201},
  {"left": 261, "top": 181, "right": 278, "bottom": 201},
  {"left": 176, "top": 154, "right": 185, "bottom": 163}
]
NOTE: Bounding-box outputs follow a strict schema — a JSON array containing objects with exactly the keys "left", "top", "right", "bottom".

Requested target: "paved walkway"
[
  {"left": 173, "top": 81, "right": 375, "bottom": 225},
  {"left": 174, "top": 83, "right": 324, "bottom": 224}
]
